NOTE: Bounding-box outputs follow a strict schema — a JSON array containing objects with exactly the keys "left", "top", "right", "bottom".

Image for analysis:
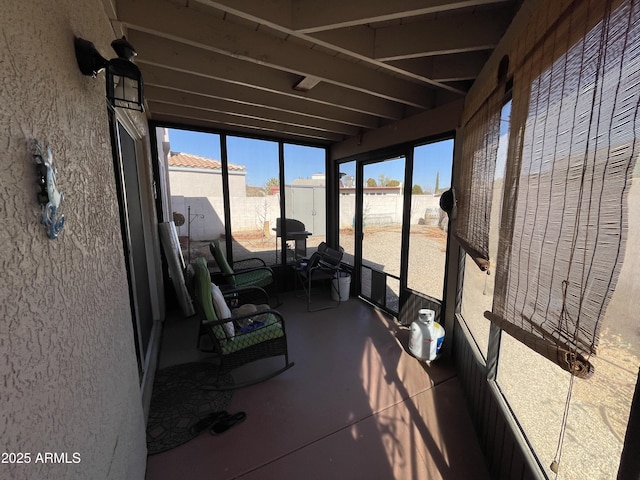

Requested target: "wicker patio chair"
[
  {"left": 209, "top": 238, "right": 280, "bottom": 307},
  {"left": 192, "top": 256, "right": 294, "bottom": 389}
]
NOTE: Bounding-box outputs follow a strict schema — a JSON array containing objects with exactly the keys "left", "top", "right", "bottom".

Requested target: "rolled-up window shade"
[
  {"left": 489, "top": 0, "right": 639, "bottom": 377},
  {"left": 454, "top": 90, "right": 504, "bottom": 272}
]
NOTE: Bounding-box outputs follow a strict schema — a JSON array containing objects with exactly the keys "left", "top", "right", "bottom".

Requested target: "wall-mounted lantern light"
[{"left": 74, "top": 36, "right": 144, "bottom": 112}]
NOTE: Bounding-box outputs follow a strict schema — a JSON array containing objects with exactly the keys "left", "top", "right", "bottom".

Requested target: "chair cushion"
[
  {"left": 195, "top": 257, "right": 227, "bottom": 341},
  {"left": 219, "top": 312, "right": 284, "bottom": 355},
  {"left": 234, "top": 269, "right": 273, "bottom": 288},
  {"left": 211, "top": 282, "right": 234, "bottom": 339},
  {"left": 212, "top": 239, "right": 234, "bottom": 276}
]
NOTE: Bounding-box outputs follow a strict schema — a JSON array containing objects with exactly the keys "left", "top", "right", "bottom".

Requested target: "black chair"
[
  {"left": 295, "top": 245, "right": 344, "bottom": 311},
  {"left": 191, "top": 257, "right": 294, "bottom": 389}
]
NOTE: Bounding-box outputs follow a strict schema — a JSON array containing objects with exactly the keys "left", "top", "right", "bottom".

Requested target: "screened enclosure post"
[
  {"left": 399, "top": 147, "right": 413, "bottom": 296},
  {"left": 443, "top": 128, "right": 464, "bottom": 355},
  {"left": 326, "top": 149, "right": 339, "bottom": 249},
  {"left": 219, "top": 133, "right": 233, "bottom": 260},
  {"left": 278, "top": 142, "right": 286, "bottom": 265}
]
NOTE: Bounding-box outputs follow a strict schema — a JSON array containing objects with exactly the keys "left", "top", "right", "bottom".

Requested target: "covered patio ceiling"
[{"left": 105, "top": 0, "right": 522, "bottom": 145}]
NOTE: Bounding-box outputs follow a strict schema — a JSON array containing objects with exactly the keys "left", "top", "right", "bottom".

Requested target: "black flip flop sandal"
[
  {"left": 189, "top": 411, "right": 228, "bottom": 435},
  {"left": 209, "top": 411, "right": 247, "bottom": 435}
]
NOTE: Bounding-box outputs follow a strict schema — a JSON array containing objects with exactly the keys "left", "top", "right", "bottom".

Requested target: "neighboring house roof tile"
[{"left": 168, "top": 152, "right": 245, "bottom": 171}]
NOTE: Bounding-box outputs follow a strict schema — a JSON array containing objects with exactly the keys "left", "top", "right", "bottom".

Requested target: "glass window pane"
[
  {"left": 226, "top": 136, "right": 279, "bottom": 264},
  {"left": 166, "top": 128, "right": 223, "bottom": 265},
  {"left": 339, "top": 161, "right": 356, "bottom": 266},
  {"left": 408, "top": 139, "right": 453, "bottom": 299},
  {"left": 283, "top": 144, "right": 326, "bottom": 262},
  {"left": 361, "top": 157, "right": 404, "bottom": 278}
]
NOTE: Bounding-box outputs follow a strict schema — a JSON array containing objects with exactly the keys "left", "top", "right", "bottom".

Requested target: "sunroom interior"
[{"left": 2, "top": 0, "right": 639, "bottom": 479}]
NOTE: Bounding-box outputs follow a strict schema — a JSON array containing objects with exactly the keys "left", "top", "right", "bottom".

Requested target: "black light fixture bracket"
[
  {"left": 74, "top": 36, "right": 144, "bottom": 112},
  {"left": 74, "top": 37, "right": 107, "bottom": 77}
]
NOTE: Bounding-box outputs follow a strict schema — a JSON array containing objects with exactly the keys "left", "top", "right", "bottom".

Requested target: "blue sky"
[
  {"left": 338, "top": 140, "right": 454, "bottom": 191},
  {"left": 168, "top": 128, "right": 454, "bottom": 190}
]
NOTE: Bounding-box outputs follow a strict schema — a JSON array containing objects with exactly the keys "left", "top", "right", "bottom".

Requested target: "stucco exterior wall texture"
[
  {"left": 0, "top": 1, "right": 147, "bottom": 479},
  {"left": 169, "top": 169, "right": 246, "bottom": 198}
]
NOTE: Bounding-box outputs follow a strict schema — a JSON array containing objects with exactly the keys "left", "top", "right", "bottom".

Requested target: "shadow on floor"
[{"left": 146, "top": 292, "right": 489, "bottom": 480}]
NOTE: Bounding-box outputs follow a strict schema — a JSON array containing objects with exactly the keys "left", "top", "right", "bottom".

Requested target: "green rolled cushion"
[{"left": 212, "top": 239, "right": 234, "bottom": 276}]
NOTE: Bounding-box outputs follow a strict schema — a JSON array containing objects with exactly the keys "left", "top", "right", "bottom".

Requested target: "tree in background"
[
  {"left": 435, "top": 171, "right": 440, "bottom": 194},
  {"left": 367, "top": 177, "right": 377, "bottom": 187},
  {"left": 265, "top": 177, "right": 279, "bottom": 195},
  {"left": 412, "top": 184, "right": 424, "bottom": 194},
  {"left": 387, "top": 179, "right": 400, "bottom": 187}
]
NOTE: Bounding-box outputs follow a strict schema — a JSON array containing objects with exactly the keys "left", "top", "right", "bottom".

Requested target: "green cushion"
[
  {"left": 220, "top": 313, "right": 284, "bottom": 355},
  {"left": 212, "top": 239, "right": 273, "bottom": 289},
  {"left": 212, "top": 239, "right": 234, "bottom": 277},
  {"left": 195, "top": 257, "right": 283, "bottom": 353},
  {"left": 195, "top": 257, "right": 226, "bottom": 340},
  {"left": 234, "top": 269, "right": 273, "bottom": 288}
]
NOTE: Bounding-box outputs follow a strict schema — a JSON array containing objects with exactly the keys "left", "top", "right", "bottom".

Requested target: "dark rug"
[{"left": 146, "top": 362, "right": 234, "bottom": 455}]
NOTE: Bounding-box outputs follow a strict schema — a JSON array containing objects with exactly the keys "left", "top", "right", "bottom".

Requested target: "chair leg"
[
  {"left": 268, "top": 285, "right": 282, "bottom": 308},
  {"left": 305, "top": 276, "right": 340, "bottom": 312}
]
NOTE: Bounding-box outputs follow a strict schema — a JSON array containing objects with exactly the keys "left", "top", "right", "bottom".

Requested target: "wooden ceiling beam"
[
  {"left": 128, "top": 31, "right": 404, "bottom": 120},
  {"left": 117, "top": 0, "right": 437, "bottom": 107},
  {"left": 140, "top": 64, "right": 381, "bottom": 129},
  {"left": 374, "top": 11, "right": 510, "bottom": 61},
  {"left": 148, "top": 102, "right": 344, "bottom": 142},
  {"left": 145, "top": 85, "right": 361, "bottom": 136}
]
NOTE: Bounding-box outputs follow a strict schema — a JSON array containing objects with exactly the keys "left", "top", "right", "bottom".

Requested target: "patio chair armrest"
[
  {"left": 203, "top": 316, "right": 236, "bottom": 329},
  {"left": 232, "top": 257, "right": 267, "bottom": 269},
  {"left": 215, "top": 308, "right": 286, "bottom": 340},
  {"left": 230, "top": 265, "right": 274, "bottom": 276},
  {"left": 231, "top": 308, "right": 284, "bottom": 326},
  {"left": 309, "top": 261, "right": 339, "bottom": 275},
  {"left": 222, "top": 285, "right": 270, "bottom": 306},
  {"left": 202, "top": 309, "right": 282, "bottom": 332},
  {"left": 317, "top": 259, "right": 340, "bottom": 270},
  {"left": 211, "top": 270, "right": 270, "bottom": 283}
]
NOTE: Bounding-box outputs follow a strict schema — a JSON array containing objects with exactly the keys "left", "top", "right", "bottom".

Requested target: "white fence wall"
[
  {"left": 173, "top": 193, "right": 443, "bottom": 241},
  {"left": 172, "top": 195, "right": 280, "bottom": 241},
  {"left": 338, "top": 194, "right": 442, "bottom": 229}
]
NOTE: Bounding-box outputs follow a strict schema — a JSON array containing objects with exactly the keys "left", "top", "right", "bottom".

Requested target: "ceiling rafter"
[
  {"left": 387, "top": 53, "right": 491, "bottom": 82},
  {"left": 141, "top": 64, "right": 381, "bottom": 129},
  {"left": 106, "top": 0, "right": 520, "bottom": 146},
  {"left": 128, "top": 31, "right": 404, "bottom": 121},
  {"left": 195, "top": 0, "right": 470, "bottom": 93},
  {"left": 117, "top": 0, "right": 441, "bottom": 107},
  {"left": 373, "top": 11, "right": 510, "bottom": 61},
  {"left": 148, "top": 102, "right": 345, "bottom": 142},
  {"left": 145, "top": 86, "right": 361, "bottom": 136}
]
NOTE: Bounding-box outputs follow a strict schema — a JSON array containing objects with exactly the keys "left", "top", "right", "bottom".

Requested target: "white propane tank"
[{"left": 409, "top": 309, "right": 445, "bottom": 362}]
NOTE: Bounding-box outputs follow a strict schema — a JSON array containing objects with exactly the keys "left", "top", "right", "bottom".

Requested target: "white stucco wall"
[
  {"left": 169, "top": 169, "right": 246, "bottom": 197},
  {"left": 0, "top": 1, "right": 147, "bottom": 479},
  {"left": 338, "top": 194, "right": 442, "bottom": 228},
  {"left": 172, "top": 195, "right": 281, "bottom": 240}
]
